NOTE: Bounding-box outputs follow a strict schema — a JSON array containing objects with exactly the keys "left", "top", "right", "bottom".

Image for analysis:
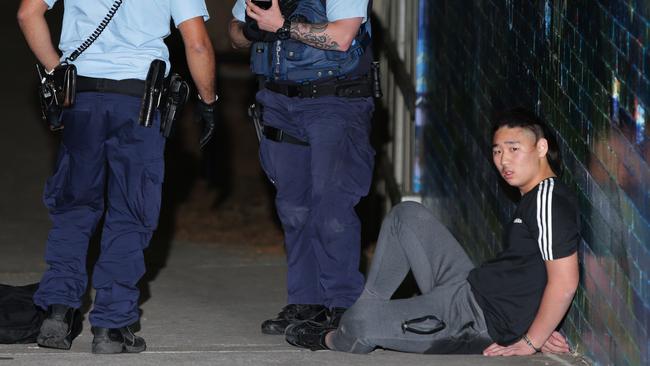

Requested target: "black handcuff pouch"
[{"left": 36, "top": 63, "right": 77, "bottom": 131}]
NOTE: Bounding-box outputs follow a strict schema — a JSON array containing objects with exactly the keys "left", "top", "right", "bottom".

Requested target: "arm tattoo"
[{"left": 290, "top": 22, "right": 340, "bottom": 50}]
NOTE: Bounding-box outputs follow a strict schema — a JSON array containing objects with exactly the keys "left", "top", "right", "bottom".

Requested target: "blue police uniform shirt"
[
  {"left": 232, "top": 0, "right": 369, "bottom": 23},
  {"left": 43, "top": 0, "right": 209, "bottom": 80}
]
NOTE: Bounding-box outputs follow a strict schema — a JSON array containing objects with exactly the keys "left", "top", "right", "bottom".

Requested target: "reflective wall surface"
[{"left": 420, "top": 1, "right": 649, "bottom": 365}]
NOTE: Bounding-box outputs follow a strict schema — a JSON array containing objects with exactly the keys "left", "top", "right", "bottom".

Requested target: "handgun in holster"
[
  {"left": 248, "top": 103, "right": 264, "bottom": 142},
  {"left": 139, "top": 59, "right": 166, "bottom": 127},
  {"left": 160, "top": 74, "right": 190, "bottom": 138}
]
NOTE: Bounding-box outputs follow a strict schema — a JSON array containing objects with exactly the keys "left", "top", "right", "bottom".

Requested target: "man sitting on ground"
[{"left": 285, "top": 108, "right": 579, "bottom": 356}]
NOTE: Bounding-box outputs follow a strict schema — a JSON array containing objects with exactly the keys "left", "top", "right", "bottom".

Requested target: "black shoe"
[
  {"left": 261, "top": 304, "right": 327, "bottom": 335},
  {"left": 37, "top": 304, "right": 81, "bottom": 350},
  {"left": 327, "top": 307, "right": 346, "bottom": 328},
  {"left": 285, "top": 320, "right": 332, "bottom": 351},
  {"left": 91, "top": 324, "right": 146, "bottom": 354}
]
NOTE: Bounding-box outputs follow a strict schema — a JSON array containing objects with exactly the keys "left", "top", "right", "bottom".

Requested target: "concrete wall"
[{"left": 420, "top": 1, "right": 649, "bottom": 365}]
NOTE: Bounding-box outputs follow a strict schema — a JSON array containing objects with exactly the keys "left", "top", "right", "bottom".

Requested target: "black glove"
[
  {"left": 243, "top": 18, "right": 278, "bottom": 42},
  {"left": 243, "top": 0, "right": 301, "bottom": 42},
  {"left": 197, "top": 98, "right": 217, "bottom": 149}
]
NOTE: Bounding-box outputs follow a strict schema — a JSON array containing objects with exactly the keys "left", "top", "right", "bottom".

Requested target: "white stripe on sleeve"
[
  {"left": 536, "top": 179, "right": 555, "bottom": 260},
  {"left": 547, "top": 179, "right": 555, "bottom": 260}
]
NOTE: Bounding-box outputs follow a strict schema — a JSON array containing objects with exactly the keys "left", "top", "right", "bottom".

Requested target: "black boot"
[
  {"left": 327, "top": 307, "right": 347, "bottom": 329},
  {"left": 284, "top": 307, "right": 346, "bottom": 351},
  {"left": 261, "top": 304, "right": 327, "bottom": 335},
  {"left": 91, "top": 324, "right": 146, "bottom": 354},
  {"left": 285, "top": 320, "right": 333, "bottom": 350},
  {"left": 37, "top": 304, "right": 81, "bottom": 350}
]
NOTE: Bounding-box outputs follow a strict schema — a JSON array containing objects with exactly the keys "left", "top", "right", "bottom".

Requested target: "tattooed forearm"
[{"left": 290, "top": 22, "right": 340, "bottom": 50}]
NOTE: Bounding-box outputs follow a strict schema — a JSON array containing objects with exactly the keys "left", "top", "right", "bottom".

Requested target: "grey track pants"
[{"left": 330, "top": 201, "right": 493, "bottom": 354}]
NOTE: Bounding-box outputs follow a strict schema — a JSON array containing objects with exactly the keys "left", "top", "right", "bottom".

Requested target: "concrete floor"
[
  {"left": 0, "top": 241, "right": 589, "bottom": 366},
  {"left": 0, "top": 1, "right": 590, "bottom": 365}
]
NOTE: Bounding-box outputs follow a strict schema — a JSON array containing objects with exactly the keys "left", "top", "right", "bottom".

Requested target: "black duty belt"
[
  {"left": 262, "top": 125, "right": 309, "bottom": 146},
  {"left": 264, "top": 79, "right": 373, "bottom": 98},
  {"left": 76, "top": 76, "right": 145, "bottom": 98}
]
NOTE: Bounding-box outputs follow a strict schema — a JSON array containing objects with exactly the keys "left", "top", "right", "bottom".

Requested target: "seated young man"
[{"left": 284, "top": 108, "right": 579, "bottom": 356}]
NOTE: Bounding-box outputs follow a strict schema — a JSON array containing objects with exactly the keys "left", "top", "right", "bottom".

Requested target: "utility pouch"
[
  {"left": 250, "top": 42, "right": 272, "bottom": 76},
  {"left": 33, "top": 0, "right": 122, "bottom": 132},
  {"left": 160, "top": 73, "right": 190, "bottom": 138},
  {"left": 139, "top": 59, "right": 166, "bottom": 127},
  {"left": 36, "top": 63, "right": 77, "bottom": 131}
]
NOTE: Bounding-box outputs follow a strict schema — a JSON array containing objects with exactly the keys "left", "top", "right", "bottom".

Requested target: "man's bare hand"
[
  {"left": 542, "top": 331, "right": 571, "bottom": 354},
  {"left": 483, "top": 331, "right": 571, "bottom": 356},
  {"left": 483, "top": 339, "right": 537, "bottom": 357},
  {"left": 246, "top": 0, "right": 284, "bottom": 33}
]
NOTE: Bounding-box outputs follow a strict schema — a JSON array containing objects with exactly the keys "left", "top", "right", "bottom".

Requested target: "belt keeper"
[{"left": 262, "top": 125, "right": 309, "bottom": 146}]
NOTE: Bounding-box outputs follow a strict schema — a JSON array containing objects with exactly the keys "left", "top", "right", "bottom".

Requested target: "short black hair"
[{"left": 492, "top": 108, "right": 562, "bottom": 176}]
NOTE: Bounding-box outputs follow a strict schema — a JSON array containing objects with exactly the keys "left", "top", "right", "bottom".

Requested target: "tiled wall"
[{"left": 420, "top": 1, "right": 649, "bottom": 365}]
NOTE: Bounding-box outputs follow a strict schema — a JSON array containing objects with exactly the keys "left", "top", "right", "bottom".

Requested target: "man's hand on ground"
[
  {"left": 482, "top": 340, "right": 536, "bottom": 357},
  {"left": 541, "top": 331, "right": 571, "bottom": 354},
  {"left": 483, "top": 331, "right": 571, "bottom": 356}
]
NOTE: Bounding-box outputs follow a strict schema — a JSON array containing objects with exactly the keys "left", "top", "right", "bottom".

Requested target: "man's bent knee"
[
  {"left": 390, "top": 201, "right": 433, "bottom": 224},
  {"left": 329, "top": 301, "right": 380, "bottom": 353}
]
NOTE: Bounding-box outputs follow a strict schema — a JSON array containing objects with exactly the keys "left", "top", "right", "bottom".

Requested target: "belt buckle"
[
  {"left": 298, "top": 83, "right": 317, "bottom": 98},
  {"left": 94, "top": 78, "right": 106, "bottom": 91},
  {"left": 290, "top": 84, "right": 303, "bottom": 98}
]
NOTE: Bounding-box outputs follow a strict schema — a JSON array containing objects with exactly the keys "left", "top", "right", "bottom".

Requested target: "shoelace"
[{"left": 278, "top": 305, "right": 300, "bottom": 318}]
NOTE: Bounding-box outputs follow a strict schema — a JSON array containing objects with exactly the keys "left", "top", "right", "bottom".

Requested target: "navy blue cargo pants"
[
  {"left": 33, "top": 92, "right": 165, "bottom": 328},
  {"left": 257, "top": 89, "right": 375, "bottom": 309}
]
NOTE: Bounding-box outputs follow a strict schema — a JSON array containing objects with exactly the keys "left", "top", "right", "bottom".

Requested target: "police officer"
[
  {"left": 229, "top": 0, "right": 375, "bottom": 334},
  {"left": 17, "top": 0, "right": 217, "bottom": 353}
]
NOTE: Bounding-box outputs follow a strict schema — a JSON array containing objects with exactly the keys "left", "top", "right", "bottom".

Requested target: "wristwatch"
[{"left": 276, "top": 18, "right": 291, "bottom": 41}]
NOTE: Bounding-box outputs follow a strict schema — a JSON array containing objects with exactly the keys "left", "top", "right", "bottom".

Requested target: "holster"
[
  {"left": 248, "top": 103, "right": 308, "bottom": 146},
  {"left": 247, "top": 103, "right": 264, "bottom": 142},
  {"left": 139, "top": 59, "right": 166, "bottom": 127},
  {"left": 160, "top": 74, "right": 190, "bottom": 138},
  {"left": 36, "top": 63, "right": 77, "bottom": 131}
]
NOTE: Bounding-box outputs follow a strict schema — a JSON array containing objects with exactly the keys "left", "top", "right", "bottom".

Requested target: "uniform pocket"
[
  {"left": 284, "top": 40, "right": 306, "bottom": 61},
  {"left": 324, "top": 49, "right": 348, "bottom": 61},
  {"left": 138, "top": 160, "right": 164, "bottom": 231},
  {"left": 258, "top": 139, "right": 277, "bottom": 185},
  {"left": 336, "top": 126, "right": 375, "bottom": 197},
  {"left": 42, "top": 145, "right": 71, "bottom": 211}
]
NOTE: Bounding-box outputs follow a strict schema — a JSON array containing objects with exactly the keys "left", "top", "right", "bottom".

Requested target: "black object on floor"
[{"left": 0, "top": 283, "right": 46, "bottom": 344}]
